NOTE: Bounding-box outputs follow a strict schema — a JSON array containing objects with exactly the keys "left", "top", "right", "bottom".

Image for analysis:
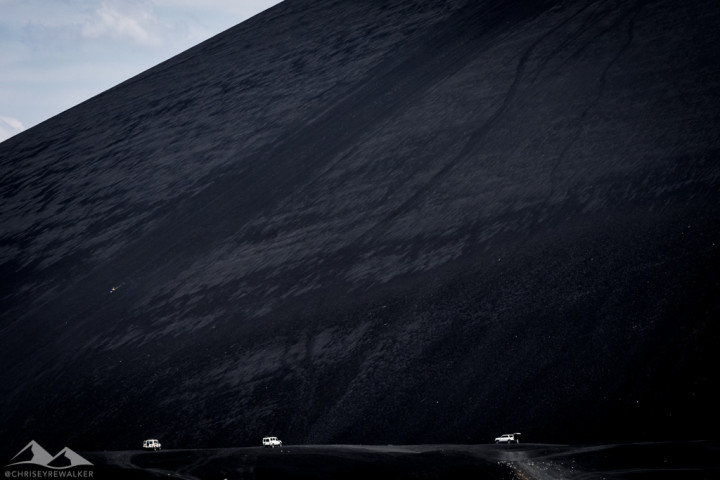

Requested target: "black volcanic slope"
[{"left": 1, "top": 0, "right": 720, "bottom": 453}]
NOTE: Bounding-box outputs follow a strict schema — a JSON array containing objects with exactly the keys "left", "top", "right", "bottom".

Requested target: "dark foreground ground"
[{"left": 78, "top": 442, "right": 719, "bottom": 480}]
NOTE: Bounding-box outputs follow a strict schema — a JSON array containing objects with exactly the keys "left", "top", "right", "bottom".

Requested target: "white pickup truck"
[
  {"left": 495, "top": 433, "right": 520, "bottom": 444},
  {"left": 143, "top": 439, "right": 162, "bottom": 450},
  {"left": 262, "top": 436, "right": 282, "bottom": 448}
]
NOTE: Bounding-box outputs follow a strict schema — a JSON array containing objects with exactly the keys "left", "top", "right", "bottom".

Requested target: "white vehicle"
[
  {"left": 262, "top": 436, "right": 282, "bottom": 448},
  {"left": 143, "top": 439, "right": 162, "bottom": 450},
  {"left": 495, "top": 433, "right": 520, "bottom": 444}
]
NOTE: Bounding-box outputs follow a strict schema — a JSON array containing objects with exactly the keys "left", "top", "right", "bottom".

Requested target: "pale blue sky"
[{"left": 0, "top": 0, "right": 282, "bottom": 142}]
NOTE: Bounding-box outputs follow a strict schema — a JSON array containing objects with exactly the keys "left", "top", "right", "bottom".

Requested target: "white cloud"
[
  {"left": 154, "top": 0, "right": 282, "bottom": 17},
  {"left": 0, "top": 116, "right": 25, "bottom": 143},
  {"left": 82, "top": 1, "right": 164, "bottom": 47}
]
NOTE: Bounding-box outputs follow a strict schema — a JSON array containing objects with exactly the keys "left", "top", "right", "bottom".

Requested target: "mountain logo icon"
[{"left": 6, "top": 440, "right": 93, "bottom": 469}]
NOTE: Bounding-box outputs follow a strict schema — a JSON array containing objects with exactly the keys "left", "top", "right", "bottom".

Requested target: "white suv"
[
  {"left": 143, "top": 439, "right": 162, "bottom": 450},
  {"left": 495, "top": 433, "right": 520, "bottom": 444},
  {"left": 262, "top": 436, "right": 282, "bottom": 448}
]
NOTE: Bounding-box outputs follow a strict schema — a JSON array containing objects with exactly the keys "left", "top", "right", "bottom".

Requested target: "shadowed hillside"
[{"left": 1, "top": 0, "right": 719, "bottom": 454}]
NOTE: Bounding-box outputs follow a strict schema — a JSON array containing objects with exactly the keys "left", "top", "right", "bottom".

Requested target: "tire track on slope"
[
  {"left": 528, "top": 0, "right": 613, "bottom": 82},
  {"left": 352, "top": 1, "right": 598, "bottom": 245},
  {"left": 544, "top": 0, "right": 646, "bottom": 203}
]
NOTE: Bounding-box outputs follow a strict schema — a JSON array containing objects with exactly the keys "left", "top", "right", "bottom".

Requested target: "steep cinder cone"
[{"left": 1, "top": 0, "right": 719, "bottom": 452}]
